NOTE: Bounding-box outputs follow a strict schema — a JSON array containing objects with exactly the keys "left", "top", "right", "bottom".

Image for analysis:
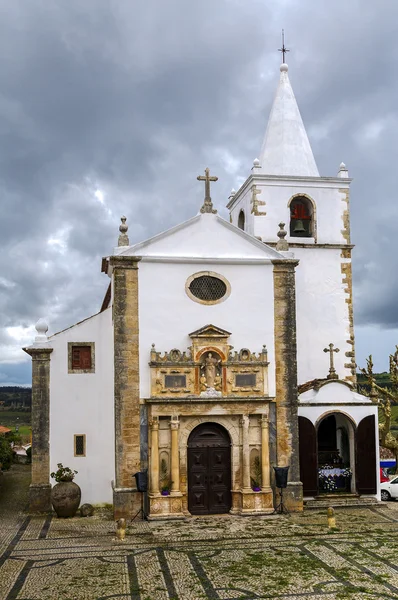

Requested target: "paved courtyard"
[{"left": 1, "top": 466, "right": 398, "bottom": 599}]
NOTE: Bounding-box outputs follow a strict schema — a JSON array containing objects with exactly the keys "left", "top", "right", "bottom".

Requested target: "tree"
[
  {"left": 360, "top": 347, "right": 398, "bottom": 465},
  {"left": 0, "top": 436, "right": 13, "bottom": 471}
]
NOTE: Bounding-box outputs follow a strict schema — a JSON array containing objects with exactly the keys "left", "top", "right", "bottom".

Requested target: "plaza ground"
[{"left": 1, "top": 466, "right": 398, "bottom": 599}]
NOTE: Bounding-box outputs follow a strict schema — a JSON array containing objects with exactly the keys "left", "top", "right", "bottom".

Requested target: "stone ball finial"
[
  {"left": 253, "top": 158, "right": 260, "bottom": 167},
  {"left": 276, "top": 222, "right": 289, "bottom": 251},
  {"left": 118, "top": 216, "right": 130, "bottom": 247},
  {"left": 280, "top": 63, "right": 288, "bottom": 72},
  {"left": 35, "top": 318, "right": 48, "bottom": 342},
  {"left": 338, "top": 162, "right": 348, "bottom": 178},
  {"left": 340, "top": 162, "right": 346, "bottom": 169},
  {"left": 230, "top": 188, "right": 236, "bottom": 196}
]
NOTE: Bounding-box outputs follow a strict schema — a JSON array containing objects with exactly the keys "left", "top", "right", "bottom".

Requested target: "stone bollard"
[
  {"left": 327, "top": 507, "right": 336, "bottom": 529},
  {"left": 116, "top": 518, "right": 126, "bottom": 541}
]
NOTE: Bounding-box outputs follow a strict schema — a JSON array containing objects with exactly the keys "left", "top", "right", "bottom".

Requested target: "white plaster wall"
[
  {"left": 138, "top": 261, "right": 275, "bottom": 398},
  {"left": 294, "top": 247, "right": 350, "bottom": 384},
  {"left": 49, "top": 308, "right": 114, "bottom": 504},
  {"left": 230, "top": 177, "right": 350, "bottom": 245}
]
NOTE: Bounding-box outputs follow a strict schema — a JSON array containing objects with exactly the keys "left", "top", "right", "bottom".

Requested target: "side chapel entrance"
[
  {"left": 188, "top": 423, "right": 232, "bottom": 515},
  {"left": 299, "top": 413, "right": 377, "bottom": 497}
]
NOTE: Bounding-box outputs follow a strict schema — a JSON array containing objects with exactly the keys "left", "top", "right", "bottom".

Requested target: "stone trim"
[
  {"left": 287, "top": 193, "right": 317, "bottom": 242},
  {"left": 340, "top": 247, "right": 356, "bottom": 384},
  {"left": 74, "top": 433, "right": 86, "bottom": 457},
  {"left": 272, "top": 259, "right": 303, "bottom": 511},
  {"left": 112, "top": 255, "right": 141, "bottom": 519},
  {"left": 185, "top": 271, "right": 231, "bottom": 305},
  {"left": 340, "top": 187, "right": 351, "bottom": 244},
  {"left": 22, "top": 346, "right": 53, "bottom": 513},
  {"left": 67, "top": 342, "right": 95, "bottom": 374},
  {"left": 266, "top": 242, "right": 354, "bottom": 249}
]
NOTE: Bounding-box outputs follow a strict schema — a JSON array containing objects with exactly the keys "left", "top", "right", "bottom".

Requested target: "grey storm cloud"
[{"left": 0, "top": 0, "right": 397, "bottom": 383}]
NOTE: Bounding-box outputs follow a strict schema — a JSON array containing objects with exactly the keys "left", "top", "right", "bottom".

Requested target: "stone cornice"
[
  {"left": 23, "top": 346, "right": 53, "bottom": 358},
  {"left": 267, "top": 242, "right": 354, "bottom": 250},
  {"left": 109, "top": 255, "right": 142, "bottom": 269},
  {"left": 145, "top": 395, "right": 275, "bottom": 404},
  {"left": 271, "top": 259, "right": 300, "bottom": 268}
]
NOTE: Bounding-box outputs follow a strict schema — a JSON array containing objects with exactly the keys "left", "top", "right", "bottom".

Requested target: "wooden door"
[
  {"left": 356, "top": 415, "right": 377, "bottom": 494},
  {"left": 188, "top": 423, "right": 231, "bottom": 515},
  {"left": 299, "top": 416, "right": 318, "bottom": 496}
]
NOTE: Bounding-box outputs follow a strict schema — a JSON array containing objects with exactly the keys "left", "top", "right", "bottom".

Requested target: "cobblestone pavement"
[{"left": 1, "top": 466, "right": 398, "bottom": 599}]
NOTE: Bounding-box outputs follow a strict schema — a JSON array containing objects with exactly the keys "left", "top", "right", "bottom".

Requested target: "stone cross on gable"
[
  {"left": 197, "top": 167, "right": 218, "bottom": 214},
  {"left": 324, "top": 343, "right": 340, "bottom": 380}
]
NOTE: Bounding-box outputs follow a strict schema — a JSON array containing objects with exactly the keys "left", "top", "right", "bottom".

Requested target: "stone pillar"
[
  {"left": 241, "top": 415, "right": 251, "bottom": 491},
  {"left": 150, "top": 418, "right": 159, "bottom": 494},
  {"left": 170, "top": 418, "right": 180, "bottom": 493},
  {"left": 110, "top": 255, "right": 142, "bottom": 519},
  {"left": 22, "top": 347, "right": 53, "bottom": 512},
  {"left": 272, "top": 258, "right": 303, "bottom": 510},
  {"left": 261, "top": 414, "right": 271, "bottom": 490}
]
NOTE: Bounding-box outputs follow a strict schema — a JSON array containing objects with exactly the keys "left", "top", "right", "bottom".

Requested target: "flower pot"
[
  {"left": 51, "top": 481, "right": 81, "bottom": 517},
  {"left": 252, "top": 486, "right": 261, "bottom": 492},
  {"left": 161, "top": 490, "right": 170, "bottom": 496}
]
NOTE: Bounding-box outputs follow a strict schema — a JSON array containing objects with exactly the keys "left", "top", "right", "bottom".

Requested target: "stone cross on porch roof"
[
  {"left": 197, "top": 167, "right": 218, "bottom": 214},
  {"left": 324, "top": 343, "right": 340, "bottom": 380}
]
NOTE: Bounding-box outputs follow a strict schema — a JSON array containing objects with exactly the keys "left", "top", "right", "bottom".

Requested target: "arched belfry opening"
[
  {"left": 289, "top": 195, "right": 314, "bottom": 238},
  {"left": 238, "top": 210, "right": 245, "bottom": 230},
  {"left": 187, "top": 422, "right": 232, "bottom": 515}
]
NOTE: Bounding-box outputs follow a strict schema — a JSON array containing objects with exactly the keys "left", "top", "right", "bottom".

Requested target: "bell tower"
[{"left": 227, "top": 60, "right": 356, "bottom": 386}]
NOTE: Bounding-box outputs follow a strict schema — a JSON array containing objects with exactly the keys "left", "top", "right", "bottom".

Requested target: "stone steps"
[{"left": 304, "top": 495, "right": 380, "bottom": 509}]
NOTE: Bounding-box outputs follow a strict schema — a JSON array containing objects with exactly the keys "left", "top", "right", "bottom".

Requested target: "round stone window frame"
[{"left": 185, "top": 271, "right": 231, "bottom": 305}]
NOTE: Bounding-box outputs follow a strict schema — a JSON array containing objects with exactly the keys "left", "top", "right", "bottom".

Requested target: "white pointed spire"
[{"left": 258, "top": 63, "right": 319, "bottom": 177}]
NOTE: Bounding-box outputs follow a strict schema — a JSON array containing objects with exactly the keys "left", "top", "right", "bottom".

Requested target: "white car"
[{"left": 380, "top": 476, "right": 398, "bottom": 501}]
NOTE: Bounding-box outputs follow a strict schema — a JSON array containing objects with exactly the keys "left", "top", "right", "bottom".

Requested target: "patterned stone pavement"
[{"left": 1, "top": 466, "right": 398, "bottom": 599}]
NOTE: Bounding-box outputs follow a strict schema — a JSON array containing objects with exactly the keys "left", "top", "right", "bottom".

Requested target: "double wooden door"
[{"left": 188, "top": 423, "right": 231, "bottom": 515}]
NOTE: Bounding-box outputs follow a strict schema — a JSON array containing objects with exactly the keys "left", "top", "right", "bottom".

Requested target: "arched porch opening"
[{"left": 316, "top": 412, "right": 355, "bottom": 494}]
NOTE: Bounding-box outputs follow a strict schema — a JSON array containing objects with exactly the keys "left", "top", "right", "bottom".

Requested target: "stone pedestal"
[{"left": 148, "top": 493, "right": 185, "bottom": 520}]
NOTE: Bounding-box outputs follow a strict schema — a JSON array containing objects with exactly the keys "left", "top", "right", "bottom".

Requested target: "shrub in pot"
[{"left": 50, "top": 463, "right": 81, "bottom": 518}]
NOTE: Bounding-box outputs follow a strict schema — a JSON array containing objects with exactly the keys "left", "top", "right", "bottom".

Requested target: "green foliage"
[
  {"left": 0, "top": 436, "right": 13, "bottom": 470},
  {"left": 160, "top": 458, "right": 171, "bottom": 492},
  {"left": 0, "top": 387, "right": 31, "bottom": 408},
  {"left": 250, "top": 455, "right": 262, "bottom": 488},
  {"left": 50, "top": 463, "right": 78, "bottom": 483}
]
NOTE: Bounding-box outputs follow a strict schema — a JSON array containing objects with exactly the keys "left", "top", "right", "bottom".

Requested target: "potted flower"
[
  {"left": 251, "top": 455, "right": 262, "bottom": 492},
  {"left": 50, "top": 463, "right": 81, "bottom": 518}
]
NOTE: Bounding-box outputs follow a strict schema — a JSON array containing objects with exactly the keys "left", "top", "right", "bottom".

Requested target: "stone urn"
[{"left": 51, "top": 480, "right": 81, "bottom": 518}]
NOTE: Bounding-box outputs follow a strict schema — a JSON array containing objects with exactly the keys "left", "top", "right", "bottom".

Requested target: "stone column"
[
  {"left": 261, "top": 414, "right": 271, "bottom": 490},
  {"left": 272, "top": 258, "right": 303, "bottom": 510},
  {"left": 22, "top": 346, "right": 53, "bottom": 512},
  {"left": 150, "top": 418, "right": 159, "bottom": 494},
  {"left": 170, "top": 418, "right": 180, "bottom": 493},
  {"left": 110, "top": 255, "right": 142, "bottom": 519},
  {"left": 241, "top": 415, "right": 251, "bottom": 491}
]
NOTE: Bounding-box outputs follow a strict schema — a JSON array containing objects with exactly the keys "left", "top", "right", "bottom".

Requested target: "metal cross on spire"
[
  {"left": 323, "top": 343, "right": 340, "bottom": 380},
  {"left": 197, "top": 167, "right": 218, "bottom": 214},
  {"left": 278, "top": 29, "right": 290, "bottom": 63}
]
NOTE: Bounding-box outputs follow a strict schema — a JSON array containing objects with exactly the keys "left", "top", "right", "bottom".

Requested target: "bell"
[{"left": 293, "top": 219, "right": 305, "bottom": 234}]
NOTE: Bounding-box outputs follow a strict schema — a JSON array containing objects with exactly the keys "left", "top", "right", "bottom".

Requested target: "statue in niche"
[
  {"left": 200, "top": 373, "right": 207, "bottom": 392},
  {"left": 202, "top": 352, "right": 221, "bottom": 388}
]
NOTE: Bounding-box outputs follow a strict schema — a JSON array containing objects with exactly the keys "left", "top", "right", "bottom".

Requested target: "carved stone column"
[
  {"left": 241, "top": 415, "right": 251, "bottom": 491},
  {"left": 150, "top": 418, "right": 159, "bottom": 494},
  {"left": 22, "top": 346, "right": 53, "bottom": 512},
  {"left": 170, "top": 417, "right": 180, "bottom": 493},
  {"left": 261, "top": 414, "right": 271, "bottom": 490}
]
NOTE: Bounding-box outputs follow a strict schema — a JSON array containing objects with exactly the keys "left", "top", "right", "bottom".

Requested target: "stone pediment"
[{"left": 188, "top": 324, "right": 231, "bottom": 340}]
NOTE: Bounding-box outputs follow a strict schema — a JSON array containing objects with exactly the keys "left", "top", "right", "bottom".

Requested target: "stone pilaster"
[
  {"left": 23, "top": 346, "right": 53, "bottom": 512},
  {"left": 241, "top": 415, "right": 251, "bottom": 491},
  {"left": 272, "top": 259, "right": 303, "bottom": 511},
  {"left": 170, "top": 418, "right": 180, "bottom": 493},
  {"left": 261, "top": 414, "right": 271, "bottom": 491},
  {"left": 110, "top": 255, "right": 142, "bottom": 519},
  {"left": 150, "top": 418, "right": 159, "bottom": 494}
]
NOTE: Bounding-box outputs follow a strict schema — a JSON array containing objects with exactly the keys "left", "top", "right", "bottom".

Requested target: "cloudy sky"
[{"left": 0, "top": 0, "right": 397, "bottom": 386}]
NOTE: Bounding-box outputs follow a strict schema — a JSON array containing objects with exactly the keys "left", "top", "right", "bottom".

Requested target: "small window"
[
  {"left": 289, "top": 197, "right": 313, "bottom": 238},
  {"left": 74, "top": 434, "right": 86, "bottom": 457},
  {"left": 68, "top": 342, "right": 95, "bottom": 373},
  {"left": 238, "top": 210, "right": 245, "bottom": 230},
  {"left": 185, "top": 271, "right": 231, "bottom": 305}
]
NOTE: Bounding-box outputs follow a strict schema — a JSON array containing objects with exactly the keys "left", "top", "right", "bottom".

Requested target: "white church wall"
[
  {"left": 294, "top": 246, "right": 350, "bottom": 383},
  {"left": 49, "top": 308, "right": 114, "bottom": 504},
  {"left": 137, "top": 260, "right": 275, "bottom": 399}
]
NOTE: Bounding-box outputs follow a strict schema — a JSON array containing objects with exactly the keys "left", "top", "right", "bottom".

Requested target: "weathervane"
[
  {"left": 197, "top": 167, "right": 218, "bottom": 214},
  {"left": 278, "top": 29, "right": 290, "bottom": 63}
]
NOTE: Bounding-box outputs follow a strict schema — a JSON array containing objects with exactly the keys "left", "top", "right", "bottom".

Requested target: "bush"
[{"left": 0, "top": 437, "right": 13, "bottom": 470}]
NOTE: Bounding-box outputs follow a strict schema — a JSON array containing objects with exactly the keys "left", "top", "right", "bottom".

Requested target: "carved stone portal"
[{"left": 149, "top": 324, "right": 269, "bottom": 398}]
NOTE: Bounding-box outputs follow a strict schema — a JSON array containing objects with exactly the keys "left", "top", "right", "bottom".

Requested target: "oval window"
[{"left": 186, "top": 272, "right": 231, "bottom": 305}]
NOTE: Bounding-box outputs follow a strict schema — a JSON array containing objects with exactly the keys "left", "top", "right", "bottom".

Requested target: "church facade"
[{"left": 24, "top": 61, "right": 380, "bottom": 519}]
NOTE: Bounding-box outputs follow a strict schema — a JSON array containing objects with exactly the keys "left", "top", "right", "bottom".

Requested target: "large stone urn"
[{"left": 51, "top": 480, "right": 81, "bottom": 518}]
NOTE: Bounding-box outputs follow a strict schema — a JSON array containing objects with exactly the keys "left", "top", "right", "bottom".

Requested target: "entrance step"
[{"left": 304, "top": 495, "right": 380, "bottom": 509}]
